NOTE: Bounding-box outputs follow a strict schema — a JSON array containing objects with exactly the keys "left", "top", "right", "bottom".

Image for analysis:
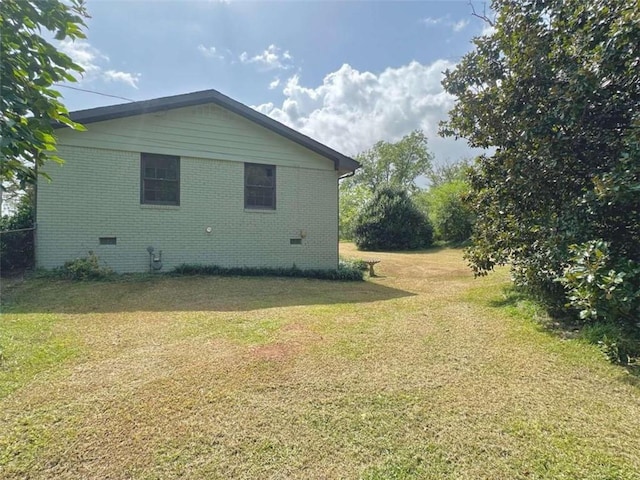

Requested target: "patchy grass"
[
  {"left": 1, "top": 245, "right": 639, "bottom": 479},
  {"left": 0, "top": 311, "right": 80, "bottom": 400}
]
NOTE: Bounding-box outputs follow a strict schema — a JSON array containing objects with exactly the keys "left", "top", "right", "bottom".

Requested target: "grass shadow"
[
  {"left": 2, "top": 275, "right": 416, "bottom": 314},
  {"left": 489, "top": 286, "right": 640, "bottom": 382},
  {"left": 487, "top": 287, "right": 532, "bottom": 309}
]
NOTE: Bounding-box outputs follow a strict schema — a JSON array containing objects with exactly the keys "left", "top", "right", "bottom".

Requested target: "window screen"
[
  {"left": 245, "top": 163, "right": 276, "bottom": 209},
  {"left": 141, "top": 153, "right": 180, "bottom": 205}
]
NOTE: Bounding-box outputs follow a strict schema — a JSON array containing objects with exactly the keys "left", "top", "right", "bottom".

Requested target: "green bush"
[
  {"left": 419, "top": 180, "right": 474, "bottom": 243},
  {"left": 354, "top": 187, "right": 433, "bottom": 251},
  {"left": 561, "top": 240, "right": 640, "bottom": 326},
  {"left": 339, "top": 257, "right": 369, "bottom": 272},
  {"left": 171, "top": 263, "right": 364, "bottom": 281},
  {"left": 57, "top": 252, "right": 113, "bottom": 280},
  {"left": 45, "top": 258, "right": 363, "bottom": 282}
]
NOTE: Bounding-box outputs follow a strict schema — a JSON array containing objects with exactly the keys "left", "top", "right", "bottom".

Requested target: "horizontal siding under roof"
[{"left": 56, "top": 103, "right": 335, "bottom": 171}]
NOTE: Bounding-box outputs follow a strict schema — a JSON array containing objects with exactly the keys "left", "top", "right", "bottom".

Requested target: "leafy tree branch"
[{"left": 1, "top": 0, "right": 89, "bottom": 208}]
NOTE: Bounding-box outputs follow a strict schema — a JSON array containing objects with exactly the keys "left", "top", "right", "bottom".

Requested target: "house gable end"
[
  {"left": 55, "top": 103, "right": 339, "bottom": 172},
  {"left": 56, "top": 89, "right": 359, "bottom": 174}
]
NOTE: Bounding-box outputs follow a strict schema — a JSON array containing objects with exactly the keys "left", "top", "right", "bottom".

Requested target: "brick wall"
[{"left": 37, "top": 145, "right": 339, "bottom": 272}]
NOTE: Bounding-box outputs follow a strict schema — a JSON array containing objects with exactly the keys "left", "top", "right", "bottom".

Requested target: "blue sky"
[{"left": 58, "top": 0, "right": 492, "bottom": 162}]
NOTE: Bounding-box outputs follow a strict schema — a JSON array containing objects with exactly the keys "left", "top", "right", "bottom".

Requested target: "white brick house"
[{"left": 37, "top": 90, "right": 359, "bottom": 273}]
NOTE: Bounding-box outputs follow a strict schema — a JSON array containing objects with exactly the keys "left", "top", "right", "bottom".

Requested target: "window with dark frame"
[
  {"left": 245, "top": 163, "right": 276, "bottom": 209},
  {"left": 141, "top": 153, "right": 180, "bottom": 205}
]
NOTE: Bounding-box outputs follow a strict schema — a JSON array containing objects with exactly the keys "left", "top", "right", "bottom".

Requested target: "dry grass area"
[{"left": 1, "top": 244, "right": 640, "bottom": 479}]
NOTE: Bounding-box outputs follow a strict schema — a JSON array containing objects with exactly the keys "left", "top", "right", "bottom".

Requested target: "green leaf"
[{"left": 0, "top": 0, "right": 87, "bottom": 189}]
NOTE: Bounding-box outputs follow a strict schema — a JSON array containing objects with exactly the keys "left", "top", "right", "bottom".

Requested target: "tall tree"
[
  {"left": 351, "top": 130, "right": 433, "bottom": 193},
  {"left": 0, "top": 0, "right": 88, "bottom": 210},
  {"left": 427, "top": 158, "right": 471, "bottom": 188},
  {"left": 441, "top": 0, "right": 640, "bottom": 318},
  {"left": 339, "top": 130, "right": 434, "bottom": 240}
]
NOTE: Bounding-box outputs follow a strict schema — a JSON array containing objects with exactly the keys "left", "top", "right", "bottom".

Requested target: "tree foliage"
[
  {"left": 354, "top": 187, "right": 433, "bottom": 251},
  {"left": 339, "top": 130, "right": 434, "bottom": 240},
  {"left": 418, "top": 179, "right": 475, "bottom": 244},
  {"left": 561, "top": 240, "right": 640, "bottom": 325},
  {"left": 351, "top": 130, "right": 433, "bottom": 193},
  {"left": 427, "top": 158, "right": 471, "bottom": 188},
  {"left": 417, "top": 159, "right": 475, "bottom": 244},
  {"left": 441, "top": 0, "right": 640, "bottom": 322},
  {"left": 0, "top": 0, "right": 88, "bottom": 200},
  {"left": 339, "top": 182, "right": 372, "bottom": 240}
]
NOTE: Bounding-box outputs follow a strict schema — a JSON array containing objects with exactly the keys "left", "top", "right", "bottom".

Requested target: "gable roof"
[{"left": 56, "top": 89, "right": 360, "bottom": 174}]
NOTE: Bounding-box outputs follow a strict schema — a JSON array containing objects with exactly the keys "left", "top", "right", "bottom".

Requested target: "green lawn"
[{"left": 1, "top": 245, "right": 639, "bottom": 479}]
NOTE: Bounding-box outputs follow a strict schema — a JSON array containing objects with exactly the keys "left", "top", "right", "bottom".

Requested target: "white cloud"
[
  {"left": 421, "top": 16, "right": 470, "bottom": 33},
  {"left": 197, "top": 44, "right": 224, "bottom": 59},
  {"left": 480, "top": 23, "right": 497, "bottom": 36},
  {"left": 103, "top": 70, "right": 141, "bottom": 89},
  {"left": 239, "top": 44, "right": 293, "bottom": 71},
  {"left": 421, "top": 17, "right": 443, "bottom": 26},
  {"left": 253, "top": 60, "right": 481, "bottom": 163},
  {"left": 58, "top": 39, "right": 106, "bottom": 75},
  {"left": 253, "top": 102, "right": 275, "bottom": 115},
  {"left": 58, "top": 39, "right": 140, "bottom": 88},
  {"left": 269, "top": 77, "right": 281, "bottom": 90}
]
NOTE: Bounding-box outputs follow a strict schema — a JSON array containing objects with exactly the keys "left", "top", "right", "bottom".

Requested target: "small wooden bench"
[{"left": 364, "top": 259, "right": 380, "bottom": 277}]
